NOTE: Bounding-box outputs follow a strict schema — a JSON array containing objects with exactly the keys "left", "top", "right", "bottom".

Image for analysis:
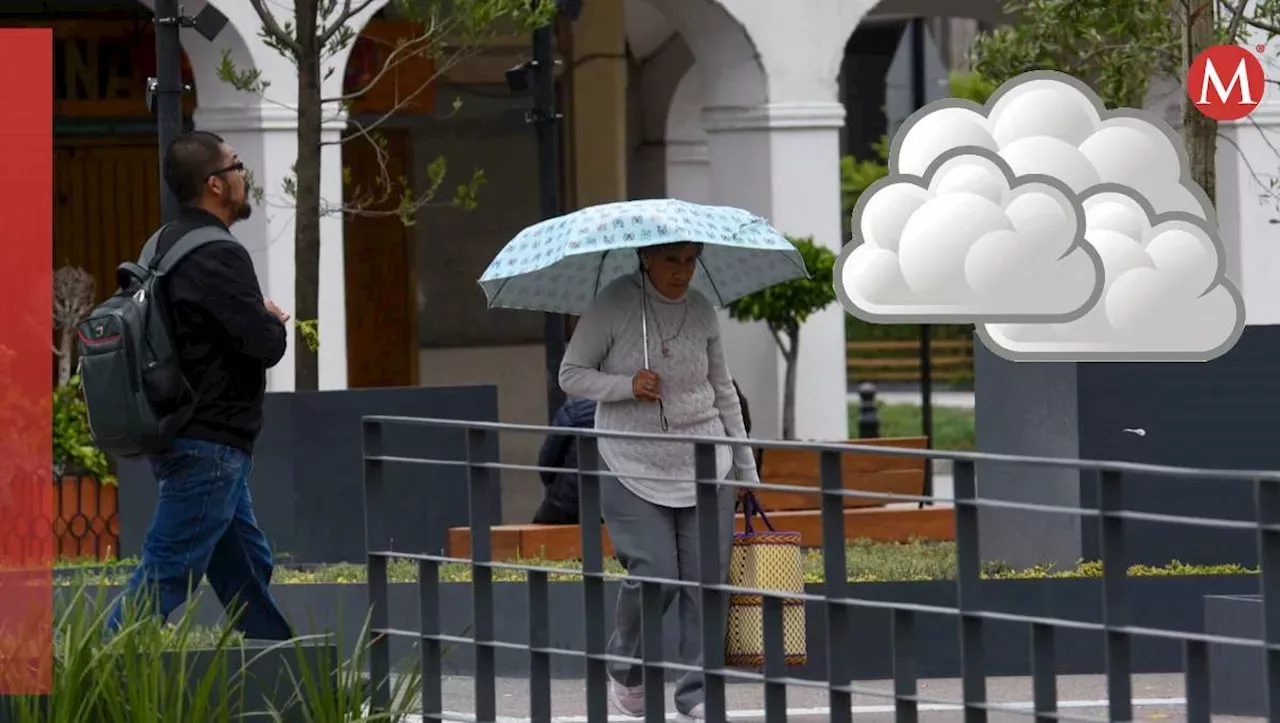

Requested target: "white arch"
[
  {"left": 642, "top": 0, "right": 768, "bottom": 108},
  {"left": 663, "top": 67, "right": 709, "bottom": 203}
]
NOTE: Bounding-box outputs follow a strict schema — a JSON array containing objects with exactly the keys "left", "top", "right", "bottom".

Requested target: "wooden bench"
[{"left": 447, "top": 436, "right": 955, "bottom": 561}]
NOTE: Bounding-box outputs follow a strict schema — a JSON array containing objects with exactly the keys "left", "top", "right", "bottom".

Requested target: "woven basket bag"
[{"left": 724, "top": 490, "right": 807, "bottom": 669}]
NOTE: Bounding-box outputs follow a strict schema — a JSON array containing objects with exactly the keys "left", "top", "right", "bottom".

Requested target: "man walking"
[{"left": 106, "top": 131, "right": 294, "bottom": 640}]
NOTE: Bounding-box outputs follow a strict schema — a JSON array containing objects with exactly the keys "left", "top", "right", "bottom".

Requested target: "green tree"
[
  {"left": 726, "top": 237, "right": 837, "bottom": 440},
  {"left": 967, "top": 0, "right": 1280, "bottom": 207},
  {"left": 220, "top": 0, "right": 553, "bottom": 389}
]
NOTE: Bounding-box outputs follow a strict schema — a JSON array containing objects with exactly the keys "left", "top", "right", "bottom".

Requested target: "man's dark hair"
[{"left": 163, "top": 131, "right": 227, "bottom": 205}]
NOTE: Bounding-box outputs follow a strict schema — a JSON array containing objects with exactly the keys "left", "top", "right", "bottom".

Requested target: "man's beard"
[{"left": 223, "top": 188, "right": 253, "bottom": 223}]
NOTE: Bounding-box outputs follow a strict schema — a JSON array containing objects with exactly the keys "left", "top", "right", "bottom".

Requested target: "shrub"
[
  {"left": 52, "top": 376, "right": 114, "bottom": 485},
  {"left": 1, "top": 578, "right": 423, "bottom": 722}
]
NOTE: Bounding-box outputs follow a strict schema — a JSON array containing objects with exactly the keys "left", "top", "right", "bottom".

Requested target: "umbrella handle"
[
  {"left": 640, "top": 272, "right": 650, "bottom": 370},
  {"left": 642, "top": 302, "right": 650, "bottom": 369}
]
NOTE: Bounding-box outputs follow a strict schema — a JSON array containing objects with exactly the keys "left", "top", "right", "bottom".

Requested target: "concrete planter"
[
  {"left": 1205, "top": 594, "right": 1266, "bottom": 716},
  {"left": 65, "top": 574, "right": 1257, "bottom": 682}
]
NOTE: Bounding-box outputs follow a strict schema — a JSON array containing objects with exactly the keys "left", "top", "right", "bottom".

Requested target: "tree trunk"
[
  {"left": 1181, "top": 0, "right": 1218, "bottom": 206},
  {"left": 294, "top": 0, "right": 323, "bottom": 390},
  {"left": 781, "top": 327, "right": 800, "bottom": 440},
  {"left": 57, "top": 327, "right": 73, "bottom": 387}
]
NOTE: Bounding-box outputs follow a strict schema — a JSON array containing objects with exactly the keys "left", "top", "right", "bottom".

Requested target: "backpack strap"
[
  {"left": 139, "top": 225, "right": 240, "bottom": 274},
  {"left": 137, "top": 226, "right": 168, "bottom": 268}
]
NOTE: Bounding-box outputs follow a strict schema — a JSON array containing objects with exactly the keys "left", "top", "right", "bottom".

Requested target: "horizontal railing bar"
[
  {"left": 364, "top": 455, "right": 939, "bottom": 503},
  {"left": 360, "top": 415, "right": 1280, "bottom": 481},
  {"left": 364, "top": 454, "right": 1270, "bottom": 528},
  {"left": 368, "top": 550, "right": 1270, "bottom": 651}
]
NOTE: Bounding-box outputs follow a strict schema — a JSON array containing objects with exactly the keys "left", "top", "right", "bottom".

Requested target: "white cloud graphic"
[
  {"left": 978, "top": 186, "right": 1245, "bottom": 362},
  {"left": 836, "top": 151, "right": 1103, "bottom": 322},
  {"left": 834, "top": 70, "right": 1245, "bottom": 363},
  {"left": 892, "top": 74, "right": 1215, "bottom": 223}
]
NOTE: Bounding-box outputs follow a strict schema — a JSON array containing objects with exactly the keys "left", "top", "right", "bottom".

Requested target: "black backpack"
[{"left": 75, "top": 225, "right": 233, "bottom": 458}]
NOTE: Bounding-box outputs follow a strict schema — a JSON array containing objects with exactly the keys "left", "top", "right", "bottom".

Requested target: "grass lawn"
[
  {"left": 56, "top": 540, "right": 1253, "bottom": 586},
  {"left": 849, "top": 401, "right": 976, "bottom": 450}
]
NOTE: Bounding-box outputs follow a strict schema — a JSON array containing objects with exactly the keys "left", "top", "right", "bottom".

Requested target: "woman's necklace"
[
  {"left": 643, "top": 284, "right": 689, "bottom": 358},
  {"left": 655, "top": 303, "right": 688, "bottom": 358}
]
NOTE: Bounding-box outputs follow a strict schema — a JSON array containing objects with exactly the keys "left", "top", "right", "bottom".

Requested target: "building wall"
[
  {"left": 418, "top": 344, "right": 548, "bottom": 523},
  {"left": 403, "top": 88, "right": 551, "bottom": 524}
]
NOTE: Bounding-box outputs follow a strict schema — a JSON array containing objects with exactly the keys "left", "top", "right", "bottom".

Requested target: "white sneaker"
[
  {"left": 676, "top": 703, "right": 705, "bottom": 722},
  {"left": 608, "top": 679, "right": 645, "bottom": 718}
]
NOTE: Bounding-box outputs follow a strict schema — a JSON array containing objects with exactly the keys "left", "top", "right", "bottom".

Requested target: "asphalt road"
[{"left": 381, "top": 672, "right": 1260, "bottom": 722}]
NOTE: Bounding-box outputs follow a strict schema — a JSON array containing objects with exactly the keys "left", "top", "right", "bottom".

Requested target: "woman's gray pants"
[{"left": 601, "top": 476, "right": 736, "bottom": 715}]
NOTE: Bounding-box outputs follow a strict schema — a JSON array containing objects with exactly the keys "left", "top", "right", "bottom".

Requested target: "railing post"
[
  {"left": 1098, "top": 470, "right": 1131, "bottom": 723},
  {"left": 361, "top": 418, "right": 391, "bottom": 713},
  {"left": 528, "top": 569, "right": 551, "bottom": 723},
  {"left": 762, "top": 595, "right": 788, "bottom": 722},
  {"left": 419, "top": 558, "right": 443, "bottom": 721},
  {"left": 892, "top": 608, "right": 918, "bottom": 723},
  {"left": 576, "top": 435, "right": 609, "bottom": 723},
  {"left": 696, "top": 441, "right": 727, "bottom": 723},
  {"left": 466, "top": 427, "right": 498, "bottom": 722},
  {"left": 820, "top": 449, "right": 851, "bottom": 723},
  {"left": 1030, "top": 623, "right": 1057, "bottom": 722},
  {"left": 1256, "top": 477, "right": 1280, "bottom": 719},
  {"left": 641, "top": 578, "right": 666, "bottom": 722},
  {"left": 952, "top": 460, "right": 985, "bottom": 723}
]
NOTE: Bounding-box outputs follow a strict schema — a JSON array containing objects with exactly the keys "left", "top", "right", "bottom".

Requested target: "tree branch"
[
  {"left": 767, "top": 326, "right": 790, "bottom": 358},
  {"left": 320, "top": 40, "right": 479, "bottom": 146},
  {"left": 1243, "top": 15, "right": 1280, "bottom": 34},
  {"left": 320, "top": 0, "right": 383, "bottom": 46},
  {"left": 1217, "top": 129, "right": 1280, "bottom": 205},
  {"left": 320, "top": 14, "right": 446, "bottom": 104},
  {"left": 248, "top": 0, "right": 303, "bottom": 57},
  {"left": 1221, "top": 0, "right": 1250, "bottom": 40}
]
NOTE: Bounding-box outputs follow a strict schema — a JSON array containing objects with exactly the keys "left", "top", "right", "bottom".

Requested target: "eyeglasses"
[{"left": 207, "top": 161, "right": 245, "bottom": 179}]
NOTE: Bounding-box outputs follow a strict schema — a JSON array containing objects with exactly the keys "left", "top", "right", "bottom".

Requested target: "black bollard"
[{"left": 857, "top": 382, "right": 880, "bottom": 439}]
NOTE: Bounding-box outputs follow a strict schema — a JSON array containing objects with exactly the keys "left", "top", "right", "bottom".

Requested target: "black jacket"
[
  {"left": 533, "top": 397, "right": 597, "bottom": 524},
  {"left": 154, "top": 208, "right": 288, "bottom": 453}
]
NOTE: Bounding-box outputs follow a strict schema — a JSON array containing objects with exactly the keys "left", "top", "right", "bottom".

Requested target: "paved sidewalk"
[{"left": 397, "top": 672, "right": 1214, "bottom": 722}]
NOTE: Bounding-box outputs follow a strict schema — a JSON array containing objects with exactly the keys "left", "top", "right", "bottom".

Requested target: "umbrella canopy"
[{"left": 477, "top": 199, "right": 809, "bottom": 315}]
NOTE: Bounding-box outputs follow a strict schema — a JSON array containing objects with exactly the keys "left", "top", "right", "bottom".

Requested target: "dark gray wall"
[
  {"left": 117, "top": 385, "right": 501, "bottom": 564},
  {"left": 59, "top": 576, "right": 1257, "bottom": 681},
  {"left": 976, "top": 325, "right": 1280, "bottom": 568}
]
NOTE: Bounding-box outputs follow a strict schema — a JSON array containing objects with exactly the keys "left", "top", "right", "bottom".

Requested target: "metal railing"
[
  {"left": 0, "top": 475, "right": 121, "bottom": 563},
  {"left": 360, "top": 415, "right": 1280, "bottom": 723}
]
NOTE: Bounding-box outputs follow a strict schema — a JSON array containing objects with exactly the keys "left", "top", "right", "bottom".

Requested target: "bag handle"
[{"left": 737, "top": 489, "right": 775, "bottom": 534}]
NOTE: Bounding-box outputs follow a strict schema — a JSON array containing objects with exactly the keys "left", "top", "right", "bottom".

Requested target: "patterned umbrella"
[{"left": 477, "top": 198, "right": 809, "bottom": 315}]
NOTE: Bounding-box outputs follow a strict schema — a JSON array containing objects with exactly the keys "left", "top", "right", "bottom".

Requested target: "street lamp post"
[
  {"left": 885, "top": 17, "right": 948, "bottom": 506},
  {"left": 148, "top": 2, "right": 229, "bottom": 224},
  {"left": 533, "top": 15, "right": 566, "bottom": 419},
  {"left": 509, "top": 0, "right": 582, "bottom": 420}
]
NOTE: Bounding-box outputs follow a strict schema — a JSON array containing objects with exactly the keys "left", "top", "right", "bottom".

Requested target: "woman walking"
[{"left": 559, "top": 241, "right": 759, "bottom": 721}]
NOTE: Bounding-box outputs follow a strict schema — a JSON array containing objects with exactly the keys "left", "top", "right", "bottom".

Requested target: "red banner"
[{"left": 0, "top": 27, "right": 55, "bottom": 695}]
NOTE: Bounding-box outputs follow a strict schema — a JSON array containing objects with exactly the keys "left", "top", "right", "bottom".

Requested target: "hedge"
[{"left": 55, "top": 540, "right": 1257, "bottom": 586}]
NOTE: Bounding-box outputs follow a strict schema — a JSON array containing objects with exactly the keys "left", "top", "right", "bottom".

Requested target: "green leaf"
[
  {"left": 296, "top": 319, "right": 321, "bottom": 352},
  {"left": 725, "top": 236, "right": 838, "bottom": 350}
]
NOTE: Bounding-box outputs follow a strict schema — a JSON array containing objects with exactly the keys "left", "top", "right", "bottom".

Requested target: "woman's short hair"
[{"left": 640, "top": 241, "right": 704, "bottom": 257}]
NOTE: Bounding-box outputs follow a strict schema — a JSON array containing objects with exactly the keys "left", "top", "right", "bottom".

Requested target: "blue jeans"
[{"left": 105, "top": 438, "right": 294, "bottom": 640}]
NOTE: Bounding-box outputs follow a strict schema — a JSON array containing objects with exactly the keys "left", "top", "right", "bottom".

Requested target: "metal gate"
[{"left": 360, "top": 415, "right": 1279, "bottom": 722}]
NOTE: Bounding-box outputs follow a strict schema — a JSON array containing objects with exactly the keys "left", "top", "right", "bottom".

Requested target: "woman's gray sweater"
[{"left": 559, "top": 274, "right": 760, "bottom": 508}]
